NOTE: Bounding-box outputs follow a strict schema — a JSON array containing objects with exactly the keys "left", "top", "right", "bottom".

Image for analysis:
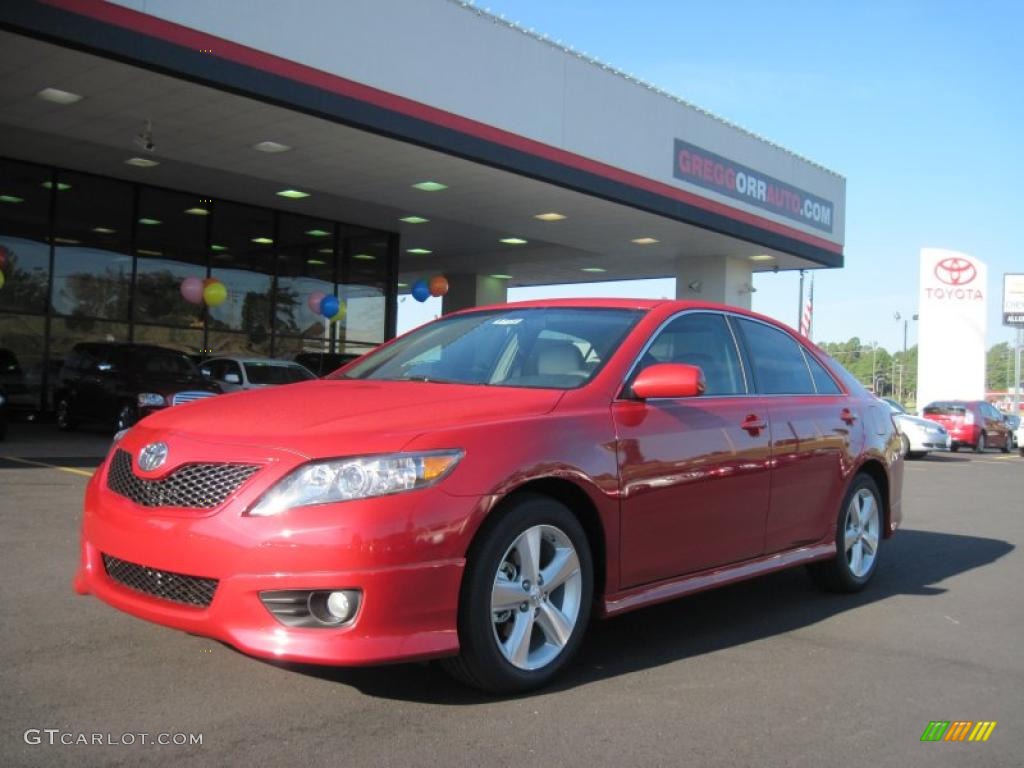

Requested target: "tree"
[{"left": 986, "top": 342, "right": 1014, "bottom": 391}]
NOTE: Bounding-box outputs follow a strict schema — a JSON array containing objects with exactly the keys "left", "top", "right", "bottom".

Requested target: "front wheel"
[
  {"left": 808, "top": 474, "right": 882, "bottom": 593},
  {"left": 443, "top": 494, "right": 593, "bottom": 693}
]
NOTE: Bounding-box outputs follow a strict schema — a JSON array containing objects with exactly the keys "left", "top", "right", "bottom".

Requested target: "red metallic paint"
[
  {"left": 76, "top": 299, "right": 903, "bottom": 667},
  {"left": 631, "top": 363, "right": 705, "bottom": 399}
]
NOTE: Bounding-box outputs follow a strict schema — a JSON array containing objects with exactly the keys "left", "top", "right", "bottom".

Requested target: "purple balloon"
[
  {"left": 307, "top": 291, "right": 326, "bottom": 314},
  {"left": 180, "top": 276, "right": 204, "bottom": 305}
]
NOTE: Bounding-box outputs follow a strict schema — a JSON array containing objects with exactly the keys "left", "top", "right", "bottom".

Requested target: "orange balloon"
[{"left": 428, "top": 275, "right": 449, "bottom": 297}]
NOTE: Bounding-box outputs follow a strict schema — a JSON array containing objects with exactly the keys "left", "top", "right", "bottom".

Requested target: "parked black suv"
[{"left": 55, "top": 343, "right": 220, "bottom": 432}]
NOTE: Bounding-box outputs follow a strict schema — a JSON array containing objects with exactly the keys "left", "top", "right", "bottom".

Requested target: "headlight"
[
  {"left": 137, "top": 392, "right": 166, "bottom": 407},
  {"left": 248, "top": 450, "right": 463, "bottom": 517}
]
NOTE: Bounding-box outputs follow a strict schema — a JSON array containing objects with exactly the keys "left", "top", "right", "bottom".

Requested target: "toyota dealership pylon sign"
[{"left": 916, "top": 249, "right": 987, "bottom": 410}]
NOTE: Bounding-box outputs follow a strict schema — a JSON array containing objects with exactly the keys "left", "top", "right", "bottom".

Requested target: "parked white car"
[
  {"left": 882, "top": 398, "right": 950, "bottom": 458},
  {"left": 200, "top": 357, "right": 316, "bottom": 393}
]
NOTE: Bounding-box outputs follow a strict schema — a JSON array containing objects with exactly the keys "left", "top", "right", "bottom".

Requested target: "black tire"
[
  {"left": 950, "top": 444, "right": 959, "bottom": 452},
  {"left": 900, "top": 434, "right": 911, "bottom": 457},
  {"left": 115, "top": 403, "right": 138, "bottom": 432},
  {"left": 56, "top": 398, "right": 77, "bottom": 431},
  {"left": 442, "top": 493, "right": 593, "bottom": 694},
  {"left": 974, "top": 433, "right": 986, "bottom": 453},
  {"left": 1000, "top": 434, "right": 1010, "bottom": 454},
  {"left": 807, "top": 474, "right": 883, "bottom": 593},
  {"left": 906, "top": 451, "right": 924, "bottom": 460}
]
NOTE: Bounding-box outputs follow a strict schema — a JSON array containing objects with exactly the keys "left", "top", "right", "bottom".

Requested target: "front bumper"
[{"left": 75, "top": 446, "right": 474, "bottom": 666}]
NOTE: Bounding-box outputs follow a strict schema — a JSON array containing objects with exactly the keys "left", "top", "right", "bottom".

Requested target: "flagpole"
[
  {"left": 808, "top": 273, "right": 814, "bottom": 340},
  {"left": 797, "top": 269, "right": 805, "bottom": 331}
]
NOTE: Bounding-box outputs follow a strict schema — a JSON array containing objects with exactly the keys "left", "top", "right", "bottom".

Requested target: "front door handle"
[
  {"left": 840, "top": 408, "right": 857, "bottom": 425},
  {"left": 741, "top": 414, "right": 766, "bottom": 434}
]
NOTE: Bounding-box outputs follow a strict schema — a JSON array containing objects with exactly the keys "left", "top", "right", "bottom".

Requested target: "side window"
[
  {"left": 802, "top": 348, "right": 841, "bottom": 394},
  {"left": 636, "top": 312, "right": 746, "bottom": 395},
  {"left": 734, "top": 318, "right": 815, "bottom": 395}
]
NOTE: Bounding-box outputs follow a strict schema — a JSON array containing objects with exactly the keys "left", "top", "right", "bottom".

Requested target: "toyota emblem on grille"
[
  {"left": 934, "top": 257, "right": 977, "bottom": 286},
  {"left": 138, "top": 442, "right": 169, "bottom": 472}
]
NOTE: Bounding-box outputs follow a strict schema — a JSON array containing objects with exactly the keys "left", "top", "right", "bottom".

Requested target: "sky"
[{"left": 399, "top": 0, "right": 1022, "bottom": 351}]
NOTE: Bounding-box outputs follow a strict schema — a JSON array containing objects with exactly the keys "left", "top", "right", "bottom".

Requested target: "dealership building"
[{"left": 0, "top": 0, "right": 846, "bottom": 412}]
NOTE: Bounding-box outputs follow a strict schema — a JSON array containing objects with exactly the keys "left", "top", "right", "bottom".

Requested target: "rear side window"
[
  {"left": 734, "top": 318, "right": 814, "bottom": 395},
  {"left": 923, "top": 403, "right": 966, "bottom": 417},
  {"left": 802, "top": 349, "right": 841, "bottom": 394},
  {"left": 635, "top": 312, "right": 746, "bottom": 395}
]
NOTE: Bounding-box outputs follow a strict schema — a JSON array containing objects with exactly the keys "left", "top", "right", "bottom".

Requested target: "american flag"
[{"left": 800, "top": 274, "right": 814, "bottom": 338}]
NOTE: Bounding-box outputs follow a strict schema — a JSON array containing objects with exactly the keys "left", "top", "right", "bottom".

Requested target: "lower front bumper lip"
[{"left": 75, "top": 540, "right": 463, "bottom": 666}]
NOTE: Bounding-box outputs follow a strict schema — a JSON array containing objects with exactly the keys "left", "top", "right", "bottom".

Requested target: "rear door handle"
[
  {"left": 840, "top": 408, "right": 857, "bottom": 425},
  {"left": 741, "top": 414, "right": 766, "bottom": 434}
]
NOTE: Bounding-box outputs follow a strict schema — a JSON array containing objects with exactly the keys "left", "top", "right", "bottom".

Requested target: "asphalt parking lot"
[{"left": 2, "top": 424, "right": 1022, "bottom": 768}]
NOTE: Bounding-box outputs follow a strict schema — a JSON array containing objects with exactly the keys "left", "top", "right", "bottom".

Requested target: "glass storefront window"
[
  {"left": 339, "top": 232, "right": 389, "bottom": 353},
  {"left": 208, "top": 202, "right": 274, "bottom": 346},
  {"left": 275, "top": 214, "right": 336, "bottom": 354},
  {"left": 0, "top": 159, "right": 52, "bottom": 316},
  {"left": 134, "top": 187, "right": 209, "bottom": 329},
  {"left": 51, "top": 172, "right": 134, "bottom": 322}
]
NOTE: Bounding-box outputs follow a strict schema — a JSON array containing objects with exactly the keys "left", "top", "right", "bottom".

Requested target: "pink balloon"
[
  {"left": 180, "top": 276, "right": 204, "bottom": 304},
  {"left": 307, "top": 291, "right": 326, "bottom": 313}
]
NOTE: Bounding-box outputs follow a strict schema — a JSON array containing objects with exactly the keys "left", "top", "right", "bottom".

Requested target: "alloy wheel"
[
  {"left": 844, "top": 488, "right": 880, "bottom": 579},
  {"left": 490, "top": 524, "right": 582, "bottom": 671}
]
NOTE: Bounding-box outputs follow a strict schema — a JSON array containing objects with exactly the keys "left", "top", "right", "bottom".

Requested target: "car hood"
[
  {"left": 897, "top": 413, "right": 945, "bottom": 431},
  {"left": 136, "top": 379, "right": 565, "bottom": 457}
]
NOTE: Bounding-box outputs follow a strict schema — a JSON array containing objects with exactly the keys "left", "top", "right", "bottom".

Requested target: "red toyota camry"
[{"left": 75, "top": 299, "right": 903, "bottom": 692}]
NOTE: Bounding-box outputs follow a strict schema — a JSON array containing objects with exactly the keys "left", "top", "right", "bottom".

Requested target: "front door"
[{"left": 616, "top": 312, "right": 772, "bottom": 587}]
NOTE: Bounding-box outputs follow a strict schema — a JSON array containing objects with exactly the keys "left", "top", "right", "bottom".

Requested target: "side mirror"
[
  {"left": 632, "top": 363, "right": 705, "bottom": 400},
  {"left": 199, "top": 367, "right": 212, "bottom": 378},
  {"left": 224, "top": 373, "right": 241, "bottom": 384}
]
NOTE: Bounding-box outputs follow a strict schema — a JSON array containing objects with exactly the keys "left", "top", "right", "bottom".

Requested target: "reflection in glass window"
[
  {"left": 0, "top": 159, "right": 52, "bottom": 315},
  {"left": 134, "top": 187, "right": 209, "bottom": 328},
  {"left": 51, "top": 172, "right": 134, "bottom": 321},
  {"left": 275, "top": 214, "right": 335, "bottom": 342},
  {"left": 209, "top": 202, "right": 273, "bottom": 343}
]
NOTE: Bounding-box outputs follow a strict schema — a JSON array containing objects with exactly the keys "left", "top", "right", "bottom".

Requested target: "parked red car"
[
  {"left": 920, "top": 400, "right": 1013, "bottom": 453},
  {"left": 75, "top": 300, "right": 903, "bottom": 692}
]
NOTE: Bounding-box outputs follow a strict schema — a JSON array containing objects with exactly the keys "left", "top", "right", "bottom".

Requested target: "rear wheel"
[
  {"left": 808, "top": 474, "right": 882, "bottom": 593},
  {"left": 443, "top": 494, "right": 593, "bottom": 693},
  {"left": 56, "top": 398, "right": 77, "bottom": 431},
  {"left": 975, "top": 432, "right": 986, "bottom": 453},
  {"left": 1000, "top": 433, "right": 1010, "bottom": 453}
]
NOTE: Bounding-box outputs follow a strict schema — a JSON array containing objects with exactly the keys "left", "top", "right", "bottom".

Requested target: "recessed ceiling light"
[
  {"left": 306, "top": 258, "right": 327, "bottom": 266},
  {"left": 499, "top": 237, "right": 528, "bottom": 245},
  {"left": 352, "top": 253, "right": 376, "bottom": 260},
  {"left": 490, "top": 274, "right": 514, "bottom": 280},
  {"left": 397, "top": 282, "right": 409, "bottom": 288},
  {"left": 411, "top": 181, "right": 447, "bottom": 192},
  {"left": 253, "top": 141, "right": 291, "bottom": 153},
  {"left": 276, "top": 189, "right": 309, "bottom": 199},
  {"left": 210, "top": 244, "right": 228, "bottom": 252},
  {"left": 631, "top": 237, "right": 659, "bottom": 245},
  {"left": 581, "top": 267, "right": 606, "bottom": 273},
  {"left": 316, "top": 247, "right": 333, "bottom": 254},
  {"left": 0, "top": 194, "right": 24, "bottom": 204},
  {"left": 251, "top": 237, "right": 274, "bottom": 244},
  {"left": 36, "top": 87, "right": 82, "bottom": 105},
  {"left": 534, "top": 212, "right": 567, "bottom": 221},
  {"left": 92, "top": 226, "right": 116, "bottom": 234},
  {"left": 305, "top": 228, "right": 331, "bottom": 237},
  {"left": 184, "top": 207, "right": 209, "bottom": 216},
  {"left": 125, "top": 157, "right": 159, "bottom": 168},
  {"left": 138, "top": 217, "right": 161, "bottom": 226},
  {"left": 406, "top": 247, "right": 432, "bottom": 255},
  {"left": 136, "top": 249, "right": 163, "bottom": 257},
  {"left": 749, "top": 254, "right": 775, "bottom": 262},
  {"left": 399, "top": 215, "right": 430, "bottom": 224},
  {"left": 41, "top": 181, "right": 71, "bottom": 191}
]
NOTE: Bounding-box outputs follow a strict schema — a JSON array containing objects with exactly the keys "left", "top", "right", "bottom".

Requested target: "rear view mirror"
[{"left": 632, "top": 363, "right": 705, "bottom": 400}]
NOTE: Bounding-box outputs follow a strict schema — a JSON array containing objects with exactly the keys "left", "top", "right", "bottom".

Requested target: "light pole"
[{"left": 894, "top": 312, "right": 918, "bottom": 404}]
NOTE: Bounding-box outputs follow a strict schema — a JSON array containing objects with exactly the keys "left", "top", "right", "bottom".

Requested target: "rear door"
[{"left": 732, "top": 318, "right": 860, "bottom": 553}]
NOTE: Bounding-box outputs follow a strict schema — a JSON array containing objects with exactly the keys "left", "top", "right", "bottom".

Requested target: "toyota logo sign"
[
  {"left": 934, "top": 257, "right": 977, "bottom": 286},
  {"left": 138, "top": 442, "right": 168, "bottom": 472}
]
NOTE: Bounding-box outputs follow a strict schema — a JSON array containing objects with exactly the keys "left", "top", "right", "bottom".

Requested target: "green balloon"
[{"left": 203, "top": 280, "right": 227, "bottom": 307}]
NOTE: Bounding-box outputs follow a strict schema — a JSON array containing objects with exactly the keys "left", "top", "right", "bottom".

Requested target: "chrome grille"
[
  {"left": 107, "top": 449, "right": 259, "bottom": 508},
  {"left": 171, "top": 391, "right": 217, "bottom": 406},
  {"left": 102, "top": 554, "right": 217, "bottom": 607}
]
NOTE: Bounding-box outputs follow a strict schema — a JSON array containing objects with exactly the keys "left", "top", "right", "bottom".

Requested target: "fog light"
[{"left": 307, "top": 589, "right": 361, "bottom": 625}]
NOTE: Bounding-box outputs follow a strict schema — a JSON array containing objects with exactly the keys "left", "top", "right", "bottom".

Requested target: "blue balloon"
[
  {"left": 411, "top": 280, "right": 431, "bottom": 302},
  {"left": 319, "top": 295, "right": 340, "bottom": 318}
]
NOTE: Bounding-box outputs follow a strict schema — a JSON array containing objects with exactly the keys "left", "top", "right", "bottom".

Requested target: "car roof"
[{"left": 205, "top": 356, "right": 302, "bottom": 365}]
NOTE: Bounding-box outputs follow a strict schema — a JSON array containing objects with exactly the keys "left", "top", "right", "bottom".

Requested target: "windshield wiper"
[{"left": 400, "top": 374, "right": 465, "bottom": 384}]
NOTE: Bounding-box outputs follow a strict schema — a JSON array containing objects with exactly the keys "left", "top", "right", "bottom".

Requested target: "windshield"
[
  {"left": 336, "top": 307, "right": 644, "bottom": 389},
  {"left": 245, "top": 362, "right": 316, "bottom": 385}
]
